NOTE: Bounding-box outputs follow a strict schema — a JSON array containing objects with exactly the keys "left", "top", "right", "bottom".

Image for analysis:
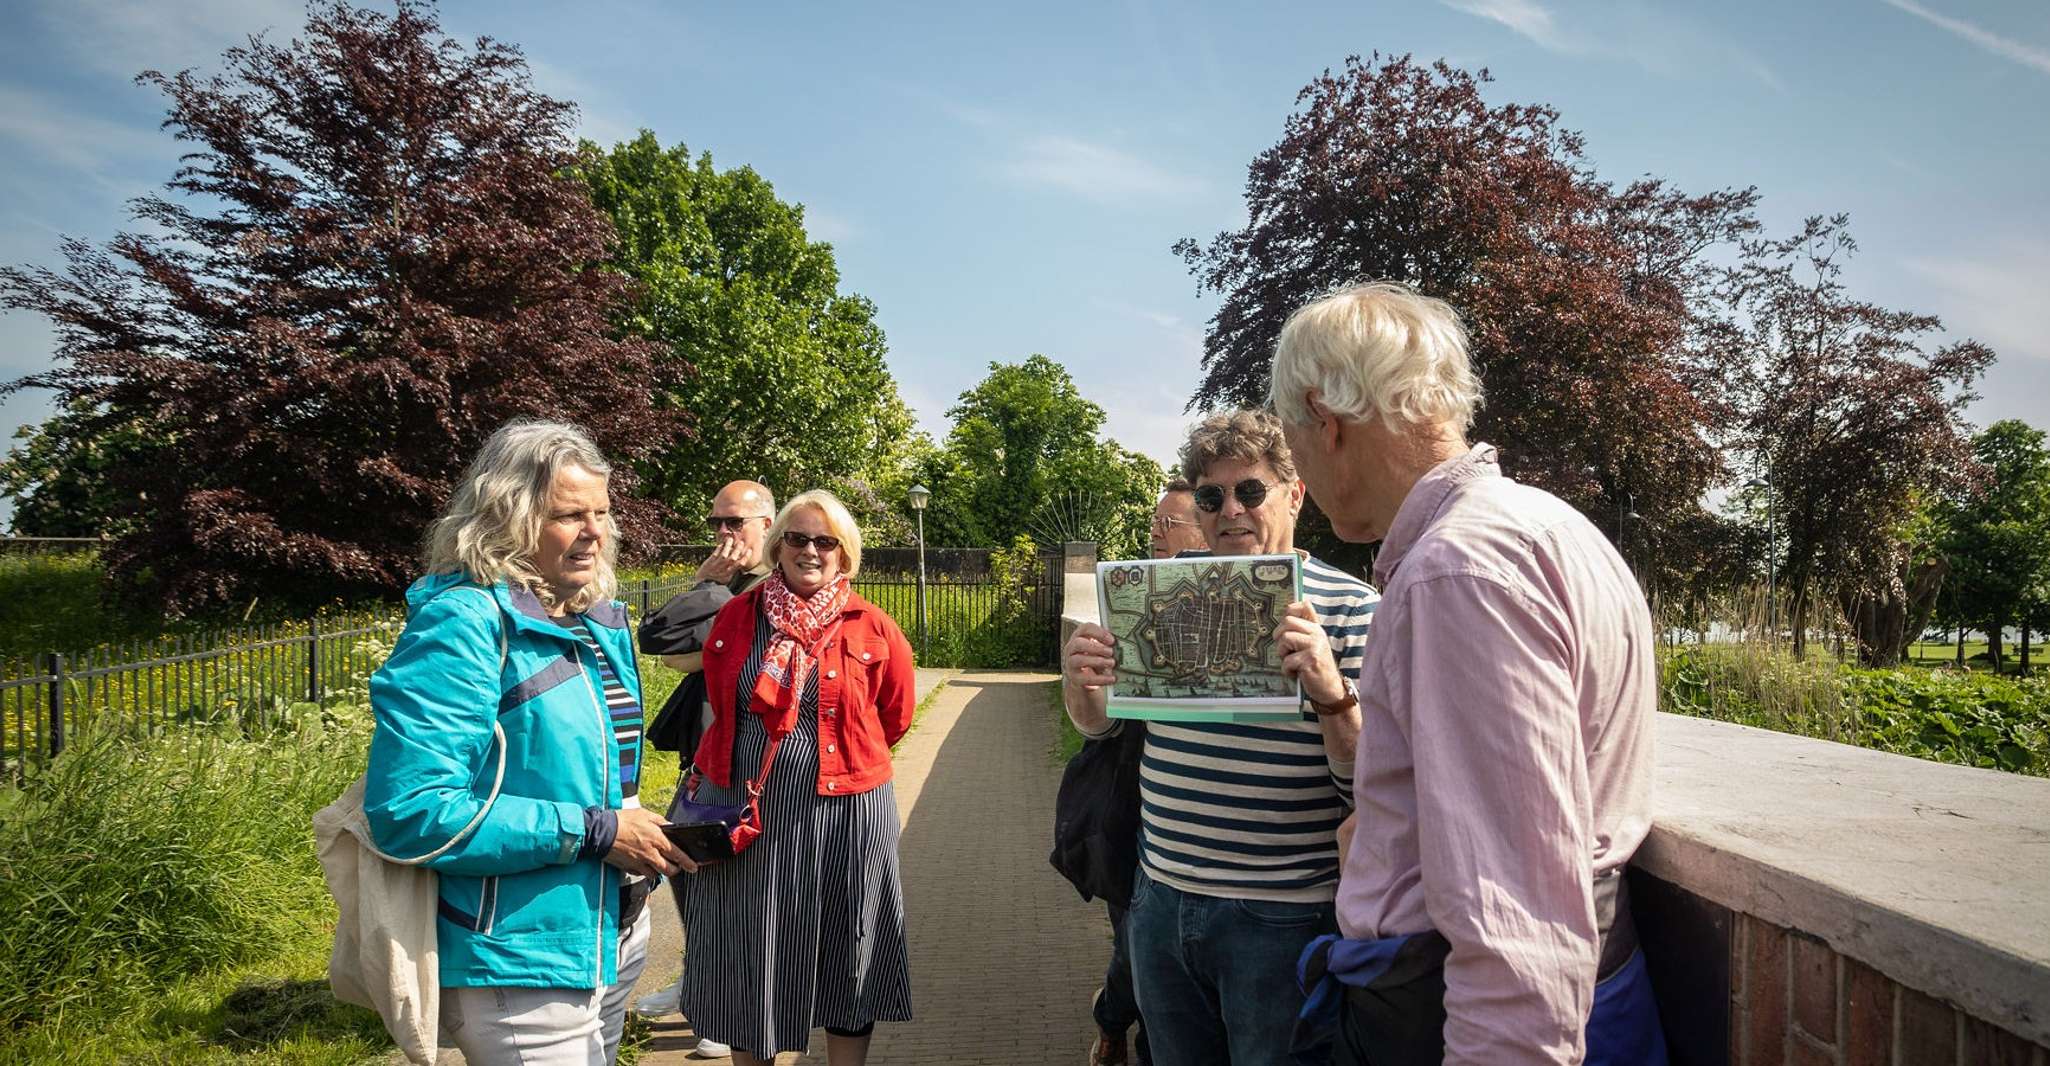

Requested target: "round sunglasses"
[{"left": 1192, "top": 479, "right": 1278, "bottom": 513}]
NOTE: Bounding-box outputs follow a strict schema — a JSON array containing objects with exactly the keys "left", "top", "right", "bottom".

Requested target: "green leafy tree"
[
  {"left": 916, "top": 355, "right": 1162, "bottom": 560},
  {"left": 574, "top": 132, "right": 913, "bottom": 525},
  {"left": 1940, "top": 420, "right": 2050, "bottom": 674},
  {"left": 0, "top": 400, "right": 163, "bottom": 536}
]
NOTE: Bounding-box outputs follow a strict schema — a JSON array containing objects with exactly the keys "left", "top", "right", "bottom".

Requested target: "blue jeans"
[{"left": 1126, "top": 869, "right": 1338, "bottom": 1066}]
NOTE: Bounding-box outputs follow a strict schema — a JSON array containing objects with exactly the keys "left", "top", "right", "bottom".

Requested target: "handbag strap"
[
  {"left": 740, "top": 615, "right": 846, "bottom": 800},
  {"left": 364, "top": 594, "right": 512, "bottom": 866}
]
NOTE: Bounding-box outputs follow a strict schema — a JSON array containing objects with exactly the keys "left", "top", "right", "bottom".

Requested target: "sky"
[{"left": 2, "top": 0, "right": 2047, "bottom": 526}]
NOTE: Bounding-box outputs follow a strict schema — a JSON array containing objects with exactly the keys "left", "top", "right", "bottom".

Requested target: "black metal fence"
[{"left": 1, "top": 552, "right": 1065, "bottom": 783}]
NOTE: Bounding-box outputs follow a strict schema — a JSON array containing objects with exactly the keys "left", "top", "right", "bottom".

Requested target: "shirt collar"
[{"left": 1372, "top": 443, "right": 1500, "bottom": 587}]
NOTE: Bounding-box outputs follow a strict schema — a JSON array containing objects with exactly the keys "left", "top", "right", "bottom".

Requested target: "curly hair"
[
  {"left": 1178, "top": 409, "right": 1298, "bottom": 485},
  {"left": 422, "top": 419, "right": 619, "bottom": 614}
]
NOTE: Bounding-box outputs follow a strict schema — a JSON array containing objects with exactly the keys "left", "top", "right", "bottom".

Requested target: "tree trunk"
[
  {"left": 1956, "top": 625, "right": 1965, "bottom": 668},
  {"left": 1790, "top": 582, "right": 1810, "bottom": 659},
  {"left": 1899, "top": 559, "right": 1947, "bottom": 664},
  {"left": 2024, "top": 626, "right": 2033, "bottom": 676}
]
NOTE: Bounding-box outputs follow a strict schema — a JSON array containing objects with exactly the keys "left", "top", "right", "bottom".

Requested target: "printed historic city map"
[{"left": 1094, "top": 554, "right": 1302, "bottom": 721}]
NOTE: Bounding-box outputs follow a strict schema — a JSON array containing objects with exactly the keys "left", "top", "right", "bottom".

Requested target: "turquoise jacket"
[{"left": 363, "top": 571, "right": 643, "bottom": 989}]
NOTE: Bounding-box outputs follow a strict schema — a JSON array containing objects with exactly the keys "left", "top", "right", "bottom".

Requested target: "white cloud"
[
  {"left": 1881, "top": 0, "right": 2050, "bottom": 76},
  {"left": 24, "top": 0, "right": 299, "bottom": 78},
  {"left": 1006, "top": 134, "right": 1209, "bottom": 205},
  {"left": 804, "top": 207, "right": 859, "bottom": 244},
  {"left": 1437, "top": 0, "right": 1784, "bottom": 91},
  {"left": 1441, "top": 0, "right": 1575, "bottom": 52},
  {"left": 1900, "top": 238, "right": 2050, "bottom": 365}
]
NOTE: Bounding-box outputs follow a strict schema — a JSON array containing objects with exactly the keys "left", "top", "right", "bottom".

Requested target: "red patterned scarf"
[{"left": 751, "top": 571, "right": 851, "bottom": 728}]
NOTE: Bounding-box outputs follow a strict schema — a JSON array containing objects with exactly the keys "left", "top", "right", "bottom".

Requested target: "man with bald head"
[{"left": 632, "top": 480, "right": 776, "bottom": 1048}]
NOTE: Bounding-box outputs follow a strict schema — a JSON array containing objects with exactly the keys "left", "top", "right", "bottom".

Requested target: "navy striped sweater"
[{"left": 1127, "top": 553, "right": 1378, "bottom": 902}]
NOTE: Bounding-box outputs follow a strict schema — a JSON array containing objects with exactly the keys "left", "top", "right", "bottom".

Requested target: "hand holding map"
[{"left": 1094, "top": 554, "right": 1303, "bottom": 722}]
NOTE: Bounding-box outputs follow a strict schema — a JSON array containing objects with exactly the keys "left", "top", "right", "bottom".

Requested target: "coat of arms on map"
[{"left": 1093, "top": 553, "right": 1302, "bottom": 722}]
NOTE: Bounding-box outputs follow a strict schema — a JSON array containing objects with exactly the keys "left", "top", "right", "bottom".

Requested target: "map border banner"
[{"left": 1094, "top": 553, "right": 1304, "bottom": 723}]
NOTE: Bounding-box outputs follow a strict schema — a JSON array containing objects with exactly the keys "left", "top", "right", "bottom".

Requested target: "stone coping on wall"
[
  {"left": 1058, "top": 579, "right": 2050, "bottom": 1046},
  {"left": 1642, "top": 713, "right": 2050, "bottom": 1048}
]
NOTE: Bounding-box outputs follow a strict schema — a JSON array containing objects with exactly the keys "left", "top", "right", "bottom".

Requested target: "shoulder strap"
[{"left": 362, "top": 592, "right": 511, "bottom": 866}]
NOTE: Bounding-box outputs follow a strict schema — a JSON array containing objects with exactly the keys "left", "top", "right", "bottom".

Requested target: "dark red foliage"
[
  {"left": 0, "top": 2, "right": 680, "bottom": 614},
  {"left": 1717, "top": 214, "right": 1991, "bottom": 659},
  {"left": 1175, "top": 55, "right": 1759, "bottom": 586}
]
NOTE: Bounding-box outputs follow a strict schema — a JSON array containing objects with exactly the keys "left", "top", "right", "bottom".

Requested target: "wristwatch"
[{"left": 1309, "top": 677, "right": 1359, "bottom": 718}]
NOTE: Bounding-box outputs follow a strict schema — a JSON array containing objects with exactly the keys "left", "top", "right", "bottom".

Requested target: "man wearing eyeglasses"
[
  {"left": 1064, "top": 410, "right": 1378, "bottom": 1066},
  {"left": 631, "top": 479, "right": 775, "bottom": 1052},
  {"left": 1149, "top": 480, "right": 1207, "bottom": 559}
]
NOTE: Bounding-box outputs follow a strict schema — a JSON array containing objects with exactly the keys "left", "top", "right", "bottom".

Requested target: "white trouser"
[{"left": 439, "top": 908, "right": 652, "bottom": 1065}]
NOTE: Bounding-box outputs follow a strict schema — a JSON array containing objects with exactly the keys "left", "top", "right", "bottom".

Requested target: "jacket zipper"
[{"left": 569, "top": 639, "right": 613, "bottom": 988}]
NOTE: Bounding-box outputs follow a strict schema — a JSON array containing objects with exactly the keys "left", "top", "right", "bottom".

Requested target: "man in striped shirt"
[{"left": 1063, "top": 409, "right": 1378, "bottom": 1066}]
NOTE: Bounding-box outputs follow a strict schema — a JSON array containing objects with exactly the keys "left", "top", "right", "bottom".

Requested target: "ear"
[{"left": 1306, "top": 391, "right": 1342, "bottom": 452}]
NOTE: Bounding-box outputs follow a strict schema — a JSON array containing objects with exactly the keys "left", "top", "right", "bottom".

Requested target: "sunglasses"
[
  {"left": 1192, "top": 479, "right": 1277, "bottom": 513},
  {"left": 705, "top": 515, "right": 768, "bottom": 531},
  {"left": 780, "top": 531, "right": 841, "bottom": 553}
]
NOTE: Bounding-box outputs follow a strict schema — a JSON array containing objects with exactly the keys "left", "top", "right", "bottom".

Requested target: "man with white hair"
[{"left": 1268, "top": 283, "right": 1665, "bottom": 1065}]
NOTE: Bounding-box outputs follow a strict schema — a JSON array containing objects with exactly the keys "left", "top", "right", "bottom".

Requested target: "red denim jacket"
[{"left": 693, "top": 582, "right": 917, "bottom": 796}]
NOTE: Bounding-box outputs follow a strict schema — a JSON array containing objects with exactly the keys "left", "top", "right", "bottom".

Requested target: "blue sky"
[{"left": 2, "top": 0, "right": 2046, "bottom": 526}]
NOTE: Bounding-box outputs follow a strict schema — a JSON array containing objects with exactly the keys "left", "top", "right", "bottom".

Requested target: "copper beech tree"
[
  {"left": 1176, "top": 54, "right": 1759, "bottom": 586},
  {"left": 0, "top": 2, "right": 679, "bottom": 614}
]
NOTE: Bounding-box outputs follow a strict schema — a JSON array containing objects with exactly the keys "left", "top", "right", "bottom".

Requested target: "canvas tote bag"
[{"left": 313, "top": 601, "right": 507, "bottom": 1064}]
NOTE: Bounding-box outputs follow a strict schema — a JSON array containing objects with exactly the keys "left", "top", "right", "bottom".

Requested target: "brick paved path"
[{"left": 633, "top": 670, "right": 1110, "bottom": 1065}]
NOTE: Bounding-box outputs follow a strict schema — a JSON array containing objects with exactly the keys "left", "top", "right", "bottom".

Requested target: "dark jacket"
[
  {"left": 638, "top": 564, "right": 768, "bottom": 753},
  {"left": 1050, "top": 719, "right": 1148, "bottom": 908}
]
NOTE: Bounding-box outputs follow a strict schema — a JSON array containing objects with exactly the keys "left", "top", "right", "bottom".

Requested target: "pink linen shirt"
[{"left": 1335, "top": 444, "right": 1656, "bottom": 1064}]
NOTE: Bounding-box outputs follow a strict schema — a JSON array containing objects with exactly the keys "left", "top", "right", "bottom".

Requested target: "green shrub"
[
  {"left": 0, "top": 728, "right": 367, "bottom": 1029},
  {"left": 1660, "top": 645, "right": 2049, "bottom": 777}
]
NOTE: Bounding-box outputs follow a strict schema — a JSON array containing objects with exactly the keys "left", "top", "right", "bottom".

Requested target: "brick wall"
[{"left": 1727, "top": 913, "right": 2047, "bottom": 1066}]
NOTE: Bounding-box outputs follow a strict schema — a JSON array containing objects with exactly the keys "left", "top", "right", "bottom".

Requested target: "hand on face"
[
  {"left": 535, "top": 465, "right": 609, "bottom": 609},
  {"left": 777, "top": 507, "right": 843, "bottom": 597},
  {"left": 1193, "top": 458, "right": 1303, "bottom": 557},
  {"left": 694, "top": 536, "right": 752, "bottom": 585}
]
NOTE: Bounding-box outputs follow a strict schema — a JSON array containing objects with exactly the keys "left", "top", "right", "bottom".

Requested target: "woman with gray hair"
[
  {"left": 1270, "top": 282, "right": 1665, "bottom": 1065},
  {"left": 362, "top": 418, "right": 685, "bottom": 1066}
]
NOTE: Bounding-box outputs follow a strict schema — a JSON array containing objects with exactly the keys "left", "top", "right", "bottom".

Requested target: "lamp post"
[
  {"left": 1747, "top": 478, "right": 1776, "bottom": 640},
  {"left": 908, "top": 484, "right": 930, "bottom": 655}
]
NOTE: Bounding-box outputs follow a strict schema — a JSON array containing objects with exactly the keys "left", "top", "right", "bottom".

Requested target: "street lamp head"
[
  {"left": 907, "top": 484, "right": 930, "bottom": 511},
  {"left": 1746, "top": 478, "right": 1768, "bottom": 491}
]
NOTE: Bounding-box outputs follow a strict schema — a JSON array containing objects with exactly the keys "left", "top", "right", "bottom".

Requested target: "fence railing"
[{"left": 1, "top": 555, "right": 1063, "bottom": 783}]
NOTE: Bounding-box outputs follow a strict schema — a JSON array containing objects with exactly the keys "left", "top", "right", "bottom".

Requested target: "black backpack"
[{"left": 1048, "top": 720, "right": 1148, "bottom": 908}]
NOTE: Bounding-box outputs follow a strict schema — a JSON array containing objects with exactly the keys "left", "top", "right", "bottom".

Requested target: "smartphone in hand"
[{"left": 661, "top": 821, "right": 736, "bottom": 864}]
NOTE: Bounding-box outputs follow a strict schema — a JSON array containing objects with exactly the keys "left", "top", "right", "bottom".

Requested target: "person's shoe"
[
  {"left": 634, "top": 977, "right": 681, "bottom": 1018},
  {"left": 691, "top": 1037, "right": 733, "bottom": 1058}
]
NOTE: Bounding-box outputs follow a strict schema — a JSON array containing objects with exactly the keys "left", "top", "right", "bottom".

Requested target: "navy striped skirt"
[{"left": 677, "top": 652, "right": 913, "bottom": 1055}]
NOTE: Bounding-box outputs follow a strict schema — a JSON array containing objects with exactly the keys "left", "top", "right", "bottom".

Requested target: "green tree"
[
  {"left": 1940, "top": 420, "right": 2050, "bottom": 674},
  {"left": 916, "top": 355, "right": 1162, "bottom": 560},
  {"left": 574, "top": 132, "right": 913, "bottom": 525},
  {"left": 0, "top": 400, "right": 163, "bottom": 537}
]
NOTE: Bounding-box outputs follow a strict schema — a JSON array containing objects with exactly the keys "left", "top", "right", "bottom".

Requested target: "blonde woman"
[
  {"left": 363, "top": 419, "right": 684, "bottom": 1065},
  {"left": 678, "top": 490, "right": 916, "bottom": 1065}
]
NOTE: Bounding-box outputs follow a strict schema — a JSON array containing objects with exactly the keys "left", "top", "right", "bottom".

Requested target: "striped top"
[
  {"left": 566, "top": 617, "right": 643, "bottom": 809},
  {"left": 1134, "top": 553, "right": 1378, "bottom": 903}
]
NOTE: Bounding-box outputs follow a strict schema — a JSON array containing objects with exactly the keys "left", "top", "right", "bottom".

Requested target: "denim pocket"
[{"left": 1230, "top": 896, "right": 1329, "bottom": 929}]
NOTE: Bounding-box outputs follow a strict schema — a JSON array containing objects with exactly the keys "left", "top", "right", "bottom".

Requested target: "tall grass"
[
  {"left": 1657, "top": 590, "right": 2049, "bottom": 777},
  {"left": 0, "top": 726, "right": 388, "bottom": 1062}
]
